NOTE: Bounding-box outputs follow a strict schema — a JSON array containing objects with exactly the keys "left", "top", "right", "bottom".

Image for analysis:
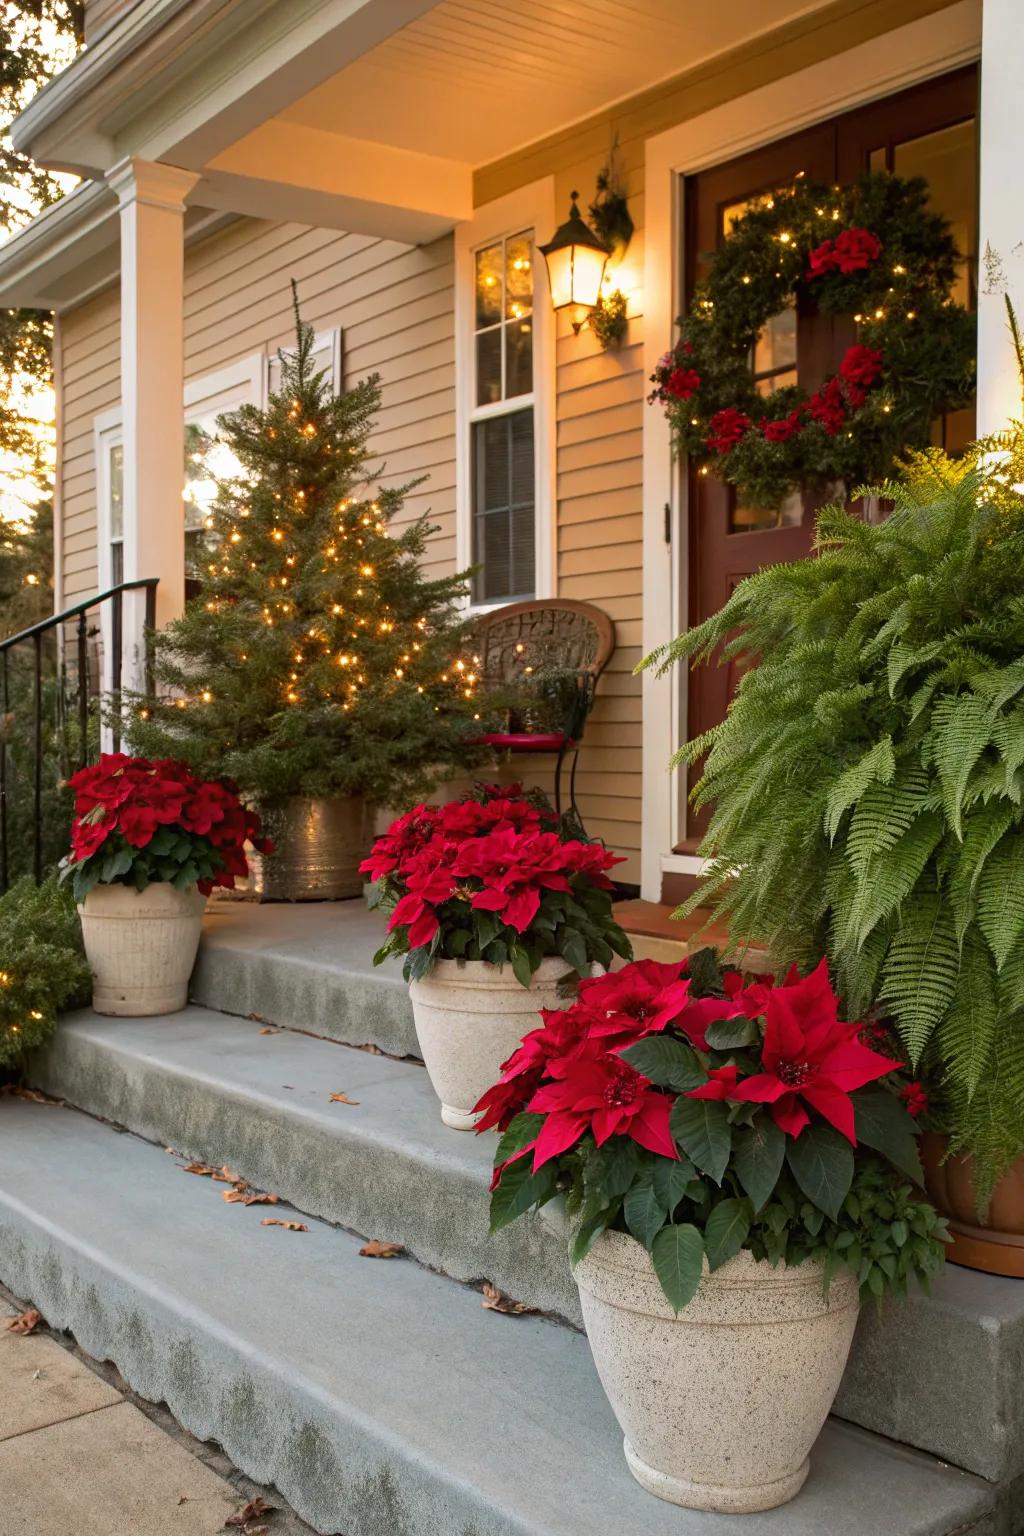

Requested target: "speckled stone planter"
[
  {"left": 79, "top": 882, "right": 207, "bottom": 1017},
  {"left": 408, "top": 957, "right": 572, "bottom": 1130},
  {"left": 573, "top": 1231, "right": 860, "bottom": 1513}
]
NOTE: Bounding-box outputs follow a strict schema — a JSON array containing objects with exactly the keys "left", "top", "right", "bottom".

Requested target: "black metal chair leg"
[{"left": 569, "top": 745, "right": 584, "bottom": 831}]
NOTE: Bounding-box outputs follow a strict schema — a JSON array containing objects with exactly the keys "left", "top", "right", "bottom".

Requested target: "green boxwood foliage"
[
  {"left": 646, "top": 451, "right": 1024, "bottom": 1195},
  {"left": 0, "top": 875, "right": 91, "bottom": 1068}
]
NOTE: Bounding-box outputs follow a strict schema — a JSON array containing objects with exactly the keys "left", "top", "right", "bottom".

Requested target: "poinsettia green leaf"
[
  {"left": 786, "top": 1125, "right": 854, "bottom": 1220},
  {"left": 652, "top": 1153, "right": 697, "bottom": 1212},
  {"left": 493, "top": 1112, "right": 544, "bottom": 1169},
  {"left": 704, "top": 1016, "right": 758, "bottom": 1050},
  {"left": 623, "top": 1173, "right": 668, "bottom": 1249},
  {"left": 703, "top": 1197, "right": 751, "bottom": 1270},
  {"left": 733, "top": 1116, "right": 786, "bottom": 1211},
  {"left": 651, "top": 1223, "right": 705, "bottom": 1312},
  {"left": 592, "top": 1138, "right": 641, "bottom": 1200},
  {"left": 509, "top": 943, "right": 533, "bottom": 989},
  {"left": 620, "top": 1037, "right": 704, "bottom": 1091},
  {"left": 670, "top": 1098, "right": 732, "bottom": 1184},
  {"left": 561, "top": 928, "right": 589, "bottom": 976},
  {"left": 853, "top": 1090, "right": 923, "bottom": 1184},
  {"left": 489, "top": 1156, "right": 557, "bottom": 1233}
]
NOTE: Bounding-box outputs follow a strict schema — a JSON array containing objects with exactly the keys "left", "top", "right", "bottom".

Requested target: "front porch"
[{"left": 5, "top": 0, "right": 1021, "bottom": 897}]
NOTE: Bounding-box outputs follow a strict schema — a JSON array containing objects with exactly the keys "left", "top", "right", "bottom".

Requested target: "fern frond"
[
  {"left": 938, "top": 931, "right": 998, "bottom": 1099},
  {"left": 879, "top": 895, "right": 960, "bottom": 1064},
  {"left": 976, "top": 833, "right": 1024, "bottom": 970},
  {"left": 824, "top": 737, "right": 895, "bottom": 841},
  {"left": 930, "top": 692, "right": 997, "bottom": 838}
]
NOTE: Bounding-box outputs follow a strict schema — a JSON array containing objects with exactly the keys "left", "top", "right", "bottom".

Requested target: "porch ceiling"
[{"left": 273, "top": 0, "right": 833, "bottom": 165}]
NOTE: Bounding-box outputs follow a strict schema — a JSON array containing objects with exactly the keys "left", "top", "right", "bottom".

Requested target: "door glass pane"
[
  {"left": 893, "top": 116, "right": 977, "bottom": 450},
  {"left": 894, "top": 119, "right": 976, "bottom": 309},
  {"left": 753, "top": 297, "right": 797, "bottom": 386},
  {"left": 730, "top": 490, "right": 804, "bottom": 533}
]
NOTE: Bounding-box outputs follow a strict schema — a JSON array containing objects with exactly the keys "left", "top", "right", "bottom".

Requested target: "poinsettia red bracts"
[{"left": 67, "top": 754, "right": 271, "bottom": 893}]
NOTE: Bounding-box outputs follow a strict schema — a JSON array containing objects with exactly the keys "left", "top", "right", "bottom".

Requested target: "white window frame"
[
  {"left": 263, "top": 327, "right": 342, "bottom": 403},
  {"left": 455, "top": 178, "right": 556, "bottom": 612}
]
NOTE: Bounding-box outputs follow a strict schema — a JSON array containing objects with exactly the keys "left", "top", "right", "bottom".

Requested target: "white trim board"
[
  {"left": 454, "top": 176, "right": 557, "bottom": 610},
  {"left": 638, "top": 0, "right": 982, "bottom": 901}
]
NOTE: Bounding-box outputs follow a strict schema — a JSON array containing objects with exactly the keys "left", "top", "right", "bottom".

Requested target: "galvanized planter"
[{"left": 247, "top": 796, "right": 368, "bottom": 901}]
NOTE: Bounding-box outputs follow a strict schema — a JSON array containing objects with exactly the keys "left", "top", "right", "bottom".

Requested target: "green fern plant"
[{"left": 644, "top": 447, "right": 1024, "bottom": 1196}]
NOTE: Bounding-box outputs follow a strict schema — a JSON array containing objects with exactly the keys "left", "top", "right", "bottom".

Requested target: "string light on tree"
[{"left": 127, "top": 283, "right": 492, "bottom": 808}]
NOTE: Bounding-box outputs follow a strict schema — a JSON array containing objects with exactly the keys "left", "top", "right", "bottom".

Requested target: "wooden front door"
[{"left": 680, "top": 65, "right": 978, "bottom": 849}]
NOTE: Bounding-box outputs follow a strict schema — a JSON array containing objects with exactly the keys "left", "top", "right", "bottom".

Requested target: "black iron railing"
[{"left": 0, "top": 578, "right": 158, "bottom": 891}]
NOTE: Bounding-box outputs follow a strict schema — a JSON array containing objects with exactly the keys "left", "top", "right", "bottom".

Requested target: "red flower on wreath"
[
  {"left": 761, "top": 409, "right": 804, "bottom": 444},
  {"left": 807, "top": 239, "right": 837, "bottom": 278},
  {"left": 665, "top": 367, "right": 701, "bottom": 400},
  {"left": 706, "top": 407, "right": 752, "bottom": 455},
  {"left": 839, "top": 344, "right": 884, "bottom": 389},
  {"left": 730, "top": 959, "right": 897, "bottom": 1142},
  {"left": 808, "top": 377, "right": 846, "bottom": 435},
  {"left": 833, "top": 227, "right": 882, "bottom": 273}
]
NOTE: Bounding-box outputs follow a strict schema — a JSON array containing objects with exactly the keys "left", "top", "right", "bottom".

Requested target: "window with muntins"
[{"left": 471, "top": 230, "right": 536, "bottom": 604}]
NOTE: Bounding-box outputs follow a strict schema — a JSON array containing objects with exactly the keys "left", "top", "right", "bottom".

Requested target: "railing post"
[
  {"left": 144, "top": 579, "right": 157, "bottom": 700},
  {"left": 111, "top": 587, "right": 123, "bottom": 754},
  {"left": 33, "top": 630, "right": 43, "bottom": 884},
  {"left": 77, "top": 611, "right": 89, "bottom": 771}
]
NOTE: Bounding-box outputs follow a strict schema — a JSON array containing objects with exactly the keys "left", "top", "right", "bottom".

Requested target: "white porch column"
[
  {"left": 977, "top": 0, "right": 1024, "bottom": 434},
  {"left": 107, "top": 158, "right": 200, "bottom": 659}
]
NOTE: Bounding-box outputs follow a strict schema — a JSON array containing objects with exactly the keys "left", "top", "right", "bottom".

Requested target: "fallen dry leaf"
[
  {"left": 1, "top": 1085, "right": 62, "bottom": 1107},
  {"left": 354, "top": 1042, "right": 384, "bottom": 1056},
  {"left": 328, "top": 1092, "right": 360, "bottom": 1105},
  {"left": 260, "top": 1218, "right": 308, "bottom": 1232},
  {"left": 359, "top": 1240, "right": 403, "bottom": 1259},
  {"left": 258, "top": 1026, "right": 280, "bottom": 1036},
  {"left": 6, "top": 1308, "right": 42, "bottom": 1335},
  {"left": 224, "top": 1187, "right": 279, "bottom": 1207},
  {"left": 481, "top": 1282, "right": 537, "bottom": 1316},
  {"left": 224, "top": 1496, "right": 275, "bottom": 1528},
  {"left": 180, "top": 1161, "right": 242, "bottom": 1184}
]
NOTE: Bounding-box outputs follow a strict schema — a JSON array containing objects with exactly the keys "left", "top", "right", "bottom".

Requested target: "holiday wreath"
[{"left": 650, "top": 173, "right": 976, "bottom": 507}]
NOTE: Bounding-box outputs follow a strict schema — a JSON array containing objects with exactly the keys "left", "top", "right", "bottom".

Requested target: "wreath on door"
[{"left": 649, "top": 173, "right": 976, "bottom": 508}]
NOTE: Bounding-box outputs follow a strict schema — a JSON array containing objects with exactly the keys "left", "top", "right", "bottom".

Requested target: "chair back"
[{"left": 474, "top": 599, "right": 615, "bottom": 689}]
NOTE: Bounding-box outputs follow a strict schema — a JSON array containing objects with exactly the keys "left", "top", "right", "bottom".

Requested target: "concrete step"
[
  {"left": 191, "top": 901, "right": 418, "bottom": 1057},
  {"left": 0, "top": 1097, "right": 998, "bottom": 1536},
  {"left": 33, "top": 1007, "right": 578, "bottom": 1323},
  {"left": 32, "top": 1008, "right": 1024, "bottom": 1495}
]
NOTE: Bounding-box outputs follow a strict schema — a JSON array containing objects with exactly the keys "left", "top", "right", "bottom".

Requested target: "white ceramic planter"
[
  {"left": 408, "top": 957, "right": 573, "bottom": 1130},
  {"left": 78, "top": 882, "right": 208, "bottom": 1017},
  {"left": 573, "top": 1231, "right": 859, "bottom": 1513}
]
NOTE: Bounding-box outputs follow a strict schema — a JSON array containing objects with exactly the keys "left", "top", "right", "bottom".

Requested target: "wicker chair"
[{"left": 474, "top": 598, "right": 615, "bottom": 825}]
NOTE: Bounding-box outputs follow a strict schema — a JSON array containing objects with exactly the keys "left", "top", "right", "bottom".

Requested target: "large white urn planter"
[
  {"left": 409, "top": 957, "right": 572, "bottom": 1130},
  {"left": 78, "top": 883, "right": 208, "bottom": 1017},
  {"left": 573, "top": 1231, "right": 859, "bottom": 1513}
]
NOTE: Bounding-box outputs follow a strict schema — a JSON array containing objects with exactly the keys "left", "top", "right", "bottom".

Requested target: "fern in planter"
[{"left": 645, "top": 451, "right": 1024, "bottom": 1192}]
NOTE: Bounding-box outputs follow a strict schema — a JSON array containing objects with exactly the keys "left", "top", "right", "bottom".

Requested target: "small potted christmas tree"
[{"left": 129, "top": 289, "right": 486, "bottom": 898}]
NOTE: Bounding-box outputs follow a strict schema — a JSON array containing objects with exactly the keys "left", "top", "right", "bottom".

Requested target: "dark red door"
[{"left": 679, "top": 66, "right": 978, "bottom": 852}]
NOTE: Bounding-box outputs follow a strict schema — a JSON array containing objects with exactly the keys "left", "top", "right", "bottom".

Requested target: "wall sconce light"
[{"left": 540, "top": 192, "right": 611, "bottom": 334}]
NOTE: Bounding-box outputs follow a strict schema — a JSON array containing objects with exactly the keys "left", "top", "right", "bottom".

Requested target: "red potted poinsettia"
[
  {"left": 61, "top": 753, "right": 272, "bottom": 1017},
  {"left": 363, "top": 783, "right": 631, "bottom": 1129},
  {"left": 479, "top": 950, "right": 946, "bottom": 1515}
]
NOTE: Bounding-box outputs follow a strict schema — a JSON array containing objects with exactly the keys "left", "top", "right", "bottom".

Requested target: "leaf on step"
[
  {"left": 222, "top": 1186, "right": 251, "bottom": 1203},
  {"left": 481, "top": 1282, "right": 536, "bottom": 1316},
  {"left": 328, "top": 1092, "right": 360, "bottom": 1105},
  {"left": 260, "top": 1218, "right": 308, "bottom": 1232},
  {"left": 258, "top": 1027, "right": 280, "bottom": 1036},
  {"left": 224, "top": 1496, "right": 275, "bottom": 1528},
  {"left": 214, "top": 1166, "right": 242, "bottom": 1184},
  {"left": 355, "top": 1042, "right": 384, "bottom": 1056},
  {"left": 241, "top": 1192, "right": 279, "bottom": 1207},
  {"left": 359, "top": 1239, "right": 403, "bottom": 1258},
  {"left": 1, "top": 1085, "right": 62, "bottom": 1107},
  {"left": 6, "top": 1308, "right": 41, "bottom": 1335}
]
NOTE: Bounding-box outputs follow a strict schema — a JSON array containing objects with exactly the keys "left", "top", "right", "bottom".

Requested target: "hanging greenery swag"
[{"left": 649, "top": 173, "right": 976, "bottom": 507}]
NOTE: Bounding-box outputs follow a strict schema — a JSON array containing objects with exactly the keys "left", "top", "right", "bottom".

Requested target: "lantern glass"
[{"left": 540, "top": 194, "right": 610, "bottom": 315}]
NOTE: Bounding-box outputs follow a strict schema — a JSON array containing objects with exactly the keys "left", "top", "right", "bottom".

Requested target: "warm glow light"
[{"left": 540, "top": 193, "right": 609, "bottom": 314}]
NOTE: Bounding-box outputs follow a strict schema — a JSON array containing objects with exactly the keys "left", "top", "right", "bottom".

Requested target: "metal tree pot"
[{"left": 247, "top": 796, "right": 368, "bottom": 901}]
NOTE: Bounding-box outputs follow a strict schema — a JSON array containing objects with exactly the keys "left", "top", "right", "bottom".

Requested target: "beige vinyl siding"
[{"left": 60, "top": 288, "right": 120, "bottom": 606}]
